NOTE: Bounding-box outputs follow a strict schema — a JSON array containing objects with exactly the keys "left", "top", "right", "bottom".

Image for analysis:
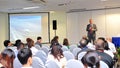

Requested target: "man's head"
[
  {"left": 37, "top": 36, "right": 42, "bottom": 43},
  {"left": 83, "top": 50, "right": 100, "bottom": 67},
  {"left": 16, "top": 42, "right": 24, "bottom": 50},
  {"left": 17, "top": 48, "right": 32, "bottom": 66},
  {"left": 95, "top": 38, "right": 105, "bottom": 50},
  {"left": 3, "top": 40, "right": 12, "bottom": 47},
  {"left": 89, "top": 19, "right": 93, "bottom": 24},
  {"left": 79, "top": 38, "right": 89, "bottom": 48},
  {"left": 106, "top": 37, "right": 112, "bottom": 42},
  {"left": 14, "top": 39, "right": 21, "bottom": 46}
]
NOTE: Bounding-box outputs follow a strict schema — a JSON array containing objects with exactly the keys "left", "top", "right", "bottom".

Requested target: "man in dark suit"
[{"left": 86, "top": 19, "right": 97, "bottom": 44}]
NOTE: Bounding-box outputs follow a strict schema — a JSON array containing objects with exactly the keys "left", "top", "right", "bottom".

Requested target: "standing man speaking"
[{"left": 86, "top": 19, "right": 97, "bottom": 44}]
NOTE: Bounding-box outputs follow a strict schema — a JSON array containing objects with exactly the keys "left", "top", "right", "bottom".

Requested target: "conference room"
[{"left": 0, "top": 0, "right": 120, "bottom": 68}]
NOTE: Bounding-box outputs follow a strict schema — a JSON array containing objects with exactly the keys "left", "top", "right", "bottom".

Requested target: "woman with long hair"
[
  {"left": 47, "top": 44, "right": 67, "bottom": 68},
  {"left": 0, "top": 49, "right": 15, "bottom": 68}
]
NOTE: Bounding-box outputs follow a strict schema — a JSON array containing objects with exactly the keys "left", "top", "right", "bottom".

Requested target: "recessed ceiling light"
[
  {"left": 23, "top": 6, "right": 39, "bottom": 9},
  {"left": 101, "top": 0, "right": 108, "bottom": 1}
]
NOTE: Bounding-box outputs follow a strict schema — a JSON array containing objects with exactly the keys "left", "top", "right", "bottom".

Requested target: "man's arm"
[
  {"left": 93, "top": 24, "right": 97, "bottom": 31},
  {"left": 86, "top": 24, "right": 90, "bottom": 31}
]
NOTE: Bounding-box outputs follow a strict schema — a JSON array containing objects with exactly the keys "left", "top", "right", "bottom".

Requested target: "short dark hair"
[
  {"left": 83, "top": 50, "right": 100, "bottom": 68},
  {"left": 3, "top": 40, "right": 10, "bottom": 47},
  {"left": 37, "top": 37, "right": 42, "bottom": 40},
  {"left": 16, "top": 42, "right": 24, "bottom": 50},
  {"left": 14, "top": 39, "right": 21, "bottom": 46},
  {"left": 98, "top": 37, "right": 106, "bottom": 42},
  {"left": 17, "top": 48, "right": 32, "bottom": 65},
  {"left": 98, "top": 37, "right": 110, "bottom": 50}
]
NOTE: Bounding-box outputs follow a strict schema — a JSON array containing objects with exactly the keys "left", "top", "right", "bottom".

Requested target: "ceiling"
[{"left": 0, "top": 0, "right": 120, "bottom": 13}]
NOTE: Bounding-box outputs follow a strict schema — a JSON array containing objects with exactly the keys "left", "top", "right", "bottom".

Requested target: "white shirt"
[
  {"left": 107, "top": 41, "right": 116, "bottom": 53},
  {"left": 87, "top": 42, "right": 95, "bottom": 50},
  {"left": 21, "top": 66, "right": 32, "bottom": 68},
  {"left": 14, "top": 49, "right": 18, "bottom": 57},
  {"left": 47, "top": 54, "right": 67, "bottom": 68},
  {"left": 13, "top": 57, "right": 22, "bottom": 68},
  {"left": 30, "top": 47, "right": 38, "bottom": 56},
  {"left": 104, "top": 50, "right": 114, "bottom": 58}
]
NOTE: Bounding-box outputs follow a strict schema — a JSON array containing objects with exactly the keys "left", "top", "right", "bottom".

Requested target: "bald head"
[
  {"left": 89, "top": 19, "right": 93, "bottom": 24},
  {"left": 95, "top": 39, "right": 105, "bottom": 50},
  {"left": 106, "top": 37, "right": 112, "bottom": 42},
  {"left": 80, "top": 39, "right": 89, "bottom": 48}
]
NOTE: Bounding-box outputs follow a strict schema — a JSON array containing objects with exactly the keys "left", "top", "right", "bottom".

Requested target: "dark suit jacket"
[{"left": 86, "top": 24, "right": 97, "bottom": 35}]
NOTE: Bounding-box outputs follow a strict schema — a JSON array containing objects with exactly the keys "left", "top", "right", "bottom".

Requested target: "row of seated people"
[{"left": 0, "top": 36, "right": 117, "bottom": 68}]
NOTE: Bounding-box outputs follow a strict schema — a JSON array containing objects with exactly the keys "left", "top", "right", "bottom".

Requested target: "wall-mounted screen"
[{"left": 9, "top": 12, "right": 50, "bottom": 43}]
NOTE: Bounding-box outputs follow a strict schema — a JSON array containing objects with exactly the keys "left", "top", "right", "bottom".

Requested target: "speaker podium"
[{"left": 53, "top": 20, "right": 57, "bottom": 36}]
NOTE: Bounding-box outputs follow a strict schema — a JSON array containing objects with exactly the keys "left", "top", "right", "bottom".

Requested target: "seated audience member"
[
  {"left": 25, "top": 38, "right": 32, "bottom": 48},
  {"left": 79, "top": 38, "right": 89, "bottom": 51},
  {"left": 3, "top": 40, "right": 12, "bottom": 47},
  {"left": 76, "top": 38, "right": 91, "bottom": 60},
  {"left": 35, "top": 36, "right": 42, "bottom": 48},
  {"left": 50, "top": 36, "right": 61, "bottom": 48},
  {"left": 95, "top": 38, "right": 114, "bottom": 68},
  {"left": 63, "top": 38, "right": 70, "bottom": 49},
  {"left": 13, "top": 42, "right": 24, "bottom": 68},
  {"left": 4, "top": 40, "right": 18, "bottom": 54},
  {"left": 104, "top": 41, "right": 114, "bottom": 58},
  {"left": 14, "top": 42, "right": 24, "bottom": 57},
  {"left": 26, "top": 38, "right": 38, "bottom": 56},
  {"left": 82, "top": 35, "right": 95, "bottom": 50},
  {"left": 47, "top": 44, "right": 67, "bottom": 68},
  {"left": 17, "top": 48, "right": 32, "bottom": 68},
  {"left": 98, "top": 37, "right": 114, "bottom": 58},
  {"left": 14, "top": 39, "right": 21, "bottom": 46},
  {"left": 82, "top": 50, "right": 100, "bottom": 68},
  {"left": 3, "top": 40, "right": 16, "bottom": 51},
  {"left": 106, "top": 37, "right": 117, "bottom": 54},
  {"left": 0, "top": 49, "right": 15, "bottom": 68}
]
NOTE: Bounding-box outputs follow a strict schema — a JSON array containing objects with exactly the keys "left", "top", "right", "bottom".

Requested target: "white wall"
[
  {"left": 0, "top": 12, "right": 8, "bottom": 51},
  {"left": 50, "top": 11, "right": 67, "bottom": 44},
  {"left": 67, "top": 8, "right": 120, "bottom": 44}
]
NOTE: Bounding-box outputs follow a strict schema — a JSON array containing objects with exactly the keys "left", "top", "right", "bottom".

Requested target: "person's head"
[
  {"left": 95, "top": 38, "right": 105, "bottom": 51},
  {"left": 0, "top": 49, "right": 15, "bottom": 68},
  {"left": 98, "top": 37, "right": 109, "bottom": 50},
  {"left": 26, "top": 38, "right": 32, "bottom": 43},
  {"left": 89, "top": 19, "right": 93, "bottom": 24},
  {"left": 37, "top": 36, "right": 42, "bottom": 43},
  {"left": 51, "top": 44, "right": 63, "bottom": 61},
  {"left": 14, "top": 39, "right": 21, "bottom": 46},
  {"left": 16, "top": 42, "right": 24, "bottom": 50},
  {"left": 63, "top": 38, "right": 69, "bottom": 46},
  {"left": 79, "top": 38, "right": 89, "bottom": 48},
  {"left": 83, "top": 50, "right": 100, "bottom": 68},
  {"left": 51, "top": 36, "right": 59, "bottom": 46},
  {"left": 17, "top": 48, "right": 32, "bottom": 66},
  {"left": 26, "top": 38, "right": 34, "bottom": 48},
  {"left": 106, "top": 37, "right": 112, "bottom": 42},
  {"left": 53, "top": 36, "right": 59, "bottom": 41},
  {"left": 3, "top": 40, "right": 12, "bottom": 47}
]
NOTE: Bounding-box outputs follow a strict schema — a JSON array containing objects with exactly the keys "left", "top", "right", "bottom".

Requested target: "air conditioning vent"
[
  {"left": 27, "top": 0, "right": 46, "bottom": 3},
  {"left": 68, "top": 8, "right": 87, "bottom": 13}
]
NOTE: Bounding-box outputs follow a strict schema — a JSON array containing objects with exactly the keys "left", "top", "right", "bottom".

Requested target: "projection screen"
[{"left": 9, "top": 12, "right": 50, "bottom": 43}]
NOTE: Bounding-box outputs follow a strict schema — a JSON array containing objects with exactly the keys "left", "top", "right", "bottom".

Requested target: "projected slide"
[{"left": 9, "top": 13, "right": 49, "bottom": 43}]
